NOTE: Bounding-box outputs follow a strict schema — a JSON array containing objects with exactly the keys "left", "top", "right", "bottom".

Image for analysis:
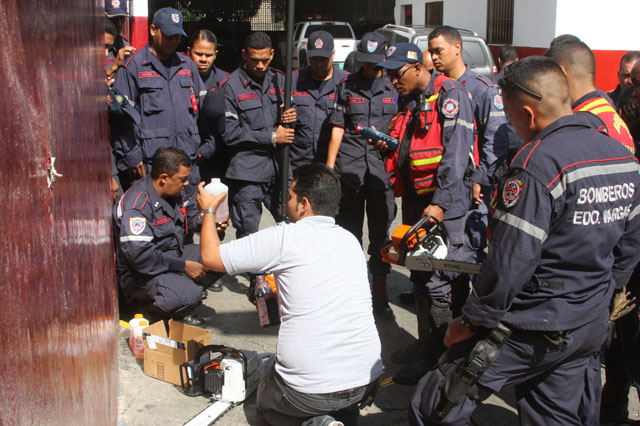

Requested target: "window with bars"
[
  {"left": 402, "top": 5, "right": 413, "bottom": 26},
  {"left": 486, "top": 0, "right": 513, "bottom": 44},
  {"left": 425, "top": 2, "right": 443, "bottom": 26}
]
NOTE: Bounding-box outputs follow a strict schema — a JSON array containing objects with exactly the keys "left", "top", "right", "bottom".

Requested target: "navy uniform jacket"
[
  {"left": 330, "top": 71, "right": 397, "bottom": 191},
  {"left": 400, "top": 76, "right": 475, "bottom": 219},
  {"left": 222, "top": 66, "right": 285, "bottom": 182},
  {"left": 291, "top": 66, "right": 349, "bottom": 169},
  {"left": 112, "top": 45, "right": 206, "bottom": 172},
  {"left": 463, "top": 113, "right": 640, "bottom": 331},
  {"left": 458, "top": 66, "right": 509, "bottom": 186},
  {"left": 201, "top": 66, "right": 230, "bottom": 90},
  {"left": 198, "top": 66, "right": 230, "bottom": 162},
  {"left": 113, "top": 176, "right": 201, "bottom": 292}
]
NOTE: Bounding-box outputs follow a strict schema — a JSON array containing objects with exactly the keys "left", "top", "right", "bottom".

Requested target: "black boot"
[{"left": 372, "top": 275, "right": 395, "bottom": 320}]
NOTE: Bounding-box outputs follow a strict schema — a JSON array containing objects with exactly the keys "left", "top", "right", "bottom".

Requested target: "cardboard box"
[{"left": 142, "top": 320, "right": 211, "bottom": 386}]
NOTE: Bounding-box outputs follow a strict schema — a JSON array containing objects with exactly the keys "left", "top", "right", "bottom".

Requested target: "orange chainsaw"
[{"left": 381, "top": 216, "right": 482, "bottom": 275}]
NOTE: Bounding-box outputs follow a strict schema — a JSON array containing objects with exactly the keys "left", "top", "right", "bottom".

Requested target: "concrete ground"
[{"left": 117, "top": 208, "right": 640, "bottom": 426}]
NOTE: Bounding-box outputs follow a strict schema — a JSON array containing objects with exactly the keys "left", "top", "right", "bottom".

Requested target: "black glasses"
[
  {"left": 502, "top": 65, "right": 543, "bottom": 101},
  {"left": 387, "top": 64, "right": 417, "bottom": 82}
]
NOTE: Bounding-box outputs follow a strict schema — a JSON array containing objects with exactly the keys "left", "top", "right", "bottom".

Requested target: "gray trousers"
[{"left": 256, "top": 363, "right": 367, "bottom": 426}]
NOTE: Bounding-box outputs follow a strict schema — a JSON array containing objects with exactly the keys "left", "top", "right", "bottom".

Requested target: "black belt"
[{"left": 522, "top": 277, "right": 565, "bottom": 294}]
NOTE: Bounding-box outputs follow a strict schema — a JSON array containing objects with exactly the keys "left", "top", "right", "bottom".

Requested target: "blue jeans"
[{"left": 256, "top": 364, "right": 367, "bottom": 426}]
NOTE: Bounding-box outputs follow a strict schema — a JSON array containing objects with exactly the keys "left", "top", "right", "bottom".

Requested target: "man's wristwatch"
[
  {"left": 200, "top": 208, "right": 216, "bottom": 218},
  {"left": 271, "top": 131, "right": 277, "bottom": 147}
]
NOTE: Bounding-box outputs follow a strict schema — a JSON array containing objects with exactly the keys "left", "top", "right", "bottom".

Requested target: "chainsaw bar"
[{"left": 404, "top": 252, "right": 482, "bottom": 275}]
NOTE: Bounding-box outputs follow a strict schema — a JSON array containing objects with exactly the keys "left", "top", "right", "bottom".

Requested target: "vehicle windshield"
[{"left": 304, "top": 24, "right": 354, "bottom": 39}]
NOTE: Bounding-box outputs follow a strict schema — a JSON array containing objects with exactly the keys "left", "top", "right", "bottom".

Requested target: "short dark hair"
[
  {"left": 544, "top": 40, "right": 595, "bottom": 82},
  {"left": 105, "top": 19, "right": 118, "bottom": 37},
  {"left": 549, "top": 34, "right": 580, "bottom": 48},
  {"left": 620, "top": 51, "right": 640, "bottom": 69},
  {"left": 244, "top": 31, "right": 272, "bottom": 51},
  {"left": 617, "top": 87, "right": 640, "bottom": 141},
  {"left": 498, "top": 45, "right": 517, "bottom": 64},
  {"left": 151, "top": 147, "right": 191, "bottom": 179},
  {"left": 292, "top": 164, "right": 341, "bottom": 217},
  {"left": 428, "top": 26, "right": 462, "bottom": 47},
  {"left": 500, "top": 56, "right": 570, "bottom": 113},
  {"left": 188, "top": 29, "right": 217, "bottom": 48}
]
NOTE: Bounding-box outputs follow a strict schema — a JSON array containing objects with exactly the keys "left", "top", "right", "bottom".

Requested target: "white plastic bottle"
[
  {"left": 203, "top": 178, "right": 229, "bottom": 222},
  {"left": 132, "top": 320, "right": 148, "bottom": 359},
  {"left": 128, "top": 313, "right": 147, "bottom": 350}
]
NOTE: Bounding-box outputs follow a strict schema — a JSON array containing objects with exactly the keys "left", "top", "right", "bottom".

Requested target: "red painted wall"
[
  {"left": 0, "top": 0, "right": 118, "bottom": 424},
  {"left": 490, "top": 45, "right": 624, "bottom": 92}
]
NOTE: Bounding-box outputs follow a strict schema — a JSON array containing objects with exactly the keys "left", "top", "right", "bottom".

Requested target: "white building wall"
[
  {"left": 443, "top": 0, "right": 487, "bottom": 36},
  {"left": 394, "top": 0, "right": 640, "bottom": 49},
  {"left": 555, "top": 0, "right": 640, "bottom": 50},
  {"left": 512, "top": 0, "right": 557, "bottom": 48}
]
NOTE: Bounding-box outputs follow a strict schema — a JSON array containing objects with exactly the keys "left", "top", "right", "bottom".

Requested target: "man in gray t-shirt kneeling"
[{"left": 197, "top": 163, "right": 383, "bottom": 426}]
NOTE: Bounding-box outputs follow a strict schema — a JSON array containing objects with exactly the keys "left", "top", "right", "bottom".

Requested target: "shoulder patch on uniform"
[
  {"left": 493, "top": 94, "right": 504, "bottom": 111},
  {"left": 475, "top": 74, "right": 493, "bottom": 87},
  {"left": 502, "top": 177, "right": 524, "bottom": 208},
  {"left": 129, "top": 217, "right": 146, "bottom": 235},
  {"left": 442, "top": 98, "right": 459, "bottom": 118}
]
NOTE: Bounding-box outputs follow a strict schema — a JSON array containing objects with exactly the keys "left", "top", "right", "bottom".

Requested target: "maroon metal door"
[{"left": 0, "top": 1, "right": 118, "bottom": 424}]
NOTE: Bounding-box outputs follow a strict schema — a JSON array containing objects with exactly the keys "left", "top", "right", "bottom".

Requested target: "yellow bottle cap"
[{"left": 134, "top": 313, "right": 144, "bottom": 319}]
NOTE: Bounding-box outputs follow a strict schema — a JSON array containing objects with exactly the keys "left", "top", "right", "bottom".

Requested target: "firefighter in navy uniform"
[
  {"left": 290, "top": 31, "right": 349, "bottom": 171},
  {"left": 374, "top": 43, "right": 475, "bottom": 384},
  {"left": 428, "top": 26, "right": 509, "bottom": 275},
  {"left": 545, "top": 40, "right": 636, "bottom": 154},
  {"left": 112, "top": 8, "right": 206, "bottom": 188},
  {"left": 114, "top": 147, "right": 211, "bottom": 326},
  {"left": 409, "top": 56, "right": 640, "bottom": 426},
  {"left": 186, "top": 29, "right": 231, "bottom": 187},
  {"left": 221, "top": 32, "right": 296, "bottom": 297},
  {"left": 326, "top": 32, "right": 397, "bottom": 320}
]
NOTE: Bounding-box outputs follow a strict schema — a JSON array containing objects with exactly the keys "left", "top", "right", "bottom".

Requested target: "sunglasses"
[
  {"left": 387, "top": 64, "right": 417, "bottom": 82},
  {"left": 502, "top": 65, "right": 542, "bottom": 101}
]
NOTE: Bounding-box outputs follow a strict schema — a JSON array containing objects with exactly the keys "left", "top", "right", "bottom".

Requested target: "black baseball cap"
[
  {"left": 307, "top": 31, "right": 334, "bottom": 58},
  {"left": 105, "top": 0, "right": 128, "bottom": 17},
  {"left": 356, "top": 32, "right": 388, "bottom": 63},
  {"left": 152, "top": 7, "right": 187, "bottom": 37},
  {"left": 377, "top": 42, "right": 423, "bottom": 70}
]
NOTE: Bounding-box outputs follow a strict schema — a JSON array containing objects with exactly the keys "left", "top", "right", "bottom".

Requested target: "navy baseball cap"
[
  {"left": 307, "top": 31, "right": 334, "bottom": 58},
  {"left": 152, "top": 7, "right": 187, "bottom": 37},
  {"left": 377, "top": 42, "right": 423, "bottom": 70},
  {"left": 105, "top": 0, "right": 128, "bottom": 17},
  {"left": 356, "top": 32, "right": 388, "bottom": 63}
]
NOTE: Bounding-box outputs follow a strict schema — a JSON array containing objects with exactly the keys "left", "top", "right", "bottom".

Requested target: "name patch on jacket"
[
  {"left": 178, "top": 69, "right": 192, "bottom": 76},
  {"left": 347, "top": 97, "right": 365, "bottom": 104},
  {"left": 238, "top": 92, "right": 259, "bottom": 101},
  {"left": 138, "top": 71, "right": 161, "bottom": 79},
  {"left": 153, "top": 216, "right": 172, "bottom": 226},
  {"left": 293, "top": 91, "right": 311, "bottom": 97},
  {"left": 270, "top": 88, "right": 285, "bottom": 95},
  {"left": 382, "top": 98, "right": 395, "bottom": 104}
]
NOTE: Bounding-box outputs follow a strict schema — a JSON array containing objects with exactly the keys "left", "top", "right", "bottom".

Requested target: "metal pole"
[{"left": 278, "top": 0, "right": 295, "bottom": 222}]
